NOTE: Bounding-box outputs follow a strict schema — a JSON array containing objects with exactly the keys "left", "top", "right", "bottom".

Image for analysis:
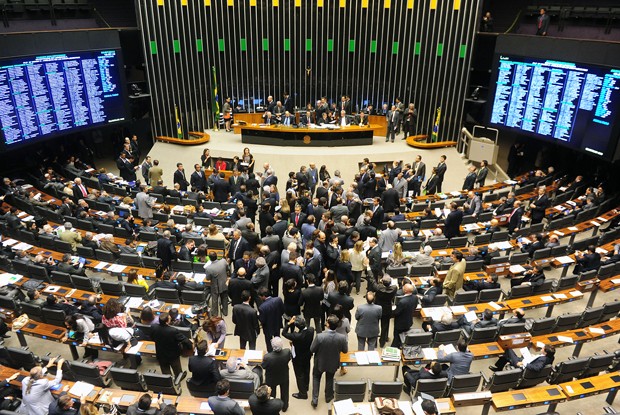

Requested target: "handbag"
[{"left": 374, "top": 397, "right": 399, "bottom": 414}]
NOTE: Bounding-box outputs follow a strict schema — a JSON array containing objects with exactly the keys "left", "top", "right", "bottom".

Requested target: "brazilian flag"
[
  {"left": 431, "top": 107, "right": 441, "bottom": 143},
  {"left": 175, "top": 105, "right": 183, "bottom": 139},
  {"left": 211, "top": 66, "right": 220, "bottom": 130}
]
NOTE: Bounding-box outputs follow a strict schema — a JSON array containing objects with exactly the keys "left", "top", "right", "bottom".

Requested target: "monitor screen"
[
  {"left": 487, "top": 54, "right": 620, "bottom": 159},
  {"left": 0, "top": 49, "right": 127, "bottom": 149}
]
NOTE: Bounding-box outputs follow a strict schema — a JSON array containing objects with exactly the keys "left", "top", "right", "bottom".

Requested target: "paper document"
[
  {"left": 108, "top": 264, "right": 126, "bottom": 273},
  {"left": 611, "top": 279, "right": 620, "bottom": 285},
  {"left": 95, "top": 262, "right": 108, "bottom": 270},
  {"left": 489, "top": 301, "right": 502, "bottom": 310},
  {"left": 569, "top": 291, "right": 583, "bottom": 297},
  {"left": 555, "top": 256, "right": 575, "bottom": 265},
  {"left": 464, "top": 311, "right": 478, "bottom": 323},
  {"left": 441, "top": 344, "right": 457, "bottom": 355},
  {"left": 589, "top": 327, "right": 605, "bottom": 335},
  {"left": 568, "top": 226, "right": 578, "bottom": 231},
  {"left": 557, "top": 336, "right": 574, "bottom": 343},
  {"left": 69, "top": 381, "right": 94, "bottom": 397},
  {"left": 193, "top": 273, "right": 206, "bottom": 284},
  {"left": 243, "top": 349, "right": 263, "bottom": 361},
  {"left": 333, "top": 399, "right": 357, "bottom": 415},
  {"left": 450, "top": 306, "right": 466, "bottom": 314},
  {"left": 125, "top": 297, "right": 144, "bottom": 309},
  {"left": 12, "top": 242, "right": 33, "bottom": 251},
  {"left": 355, "top": 352, "right": 369, "bottom": 365},
  {"left": 422, "top": 348, "right": 437, "bottom": 360},
  {"left": 1, "top": 239, "right": 17, "bottom": 247},
  {"left": 598, "top": 217, "right": 608, "bottom": 222},
  {"left": 553, "top": 293, "right": 567, "bottom": 299},
  {"left": 540, "top": 296, "right": 554, "bottom": 302},
  {"left": 509, "top": 265, "right": 526, "bottom": 274},
  {"left": 367, "top": 351, "right": 381, "bottom": 364},
  {"left": 0, "top": 273, "right": 21, "bottom": 287},
  {"left": 199, "top": 402, "right": 211, "bottom": 410},
  {"left": 591, "top": 221, "right": 601, "bottom": 227},
  {"left": 126, "top": 342, "right": 143, "bottom": 355}
]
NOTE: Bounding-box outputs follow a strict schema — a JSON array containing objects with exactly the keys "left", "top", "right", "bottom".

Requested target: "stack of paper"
[
  {"left": 450, "top": 306, "right": 467, "bottom": 314},
  {"left": 509, "top": 265, "right": 526, "bottom": 274},
  {"left": 108, "top": 264, "right": 127, "bottom": 273},
  {"left": 333, "top": 399, "right": 357, "bottom": 415},
  {"left": 381, "top": 347, "right": 401, "bottom": 361},
  {"left": 366, "top": 351, "right": 381, "bottom": 364},
  {"left": 12, "top": 242, "right": 33, "bottom": 251},
  {"left": 555, "top": 256, "right": 575, "bottom": 265},
  {"left": 244, "top": 349, "right": 263, "bottom": 361},
  {"left": 69, "top": 381, "right": 95, "bottom": 397},
  {"left": 1, "top": 239, "right": 18, "bottom": 247},
  {"left": 422, "top": 348, "right": 437, "bottom": 360},
  {"left": 125, "top": 297, "right": 144, "bottom": 309},
  {"left": 355, "top": 352, "right": 369, "bottom": 365},
  {"left": 0, "top": 273, "right": 22, "bottom": 287},
  {"left": 488, "top": 301, "right": 503, "bottom": 310},
  {"left": 440, "top": 344, "right": 457, "bottom": 355}
]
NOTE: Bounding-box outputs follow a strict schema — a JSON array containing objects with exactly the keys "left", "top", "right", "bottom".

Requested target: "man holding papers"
[
  {"left": 490, "top": 343, "right": 555, "bottom": 372},
  {"left": 436, "top": 339, "right": 473, "bottom": 380}
]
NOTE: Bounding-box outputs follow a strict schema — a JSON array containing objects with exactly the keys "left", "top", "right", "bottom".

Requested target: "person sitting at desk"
[
  {"left": 188, "top": 340, "right": 222, "bottom": 391},
  {"left": 99, "top": 234, "right": 121, "bottom": 258},
  {"left": 490, "top": 343, "right": 555, "bottom": 372},
  {"left": 316, "top": 112, "right": 331, "bottom": 126},
  {"left": 436, "top": 339, "right": 473, "bottom": 380},
  {"left": 463, "top": 274, "right": 500, "bottom": 292},
  {"left": 423, "top": 311, "right": 460, "bottom": 334},
  {"left": 402, "top": 362, "right": 447, "bottom": 395},
  {"left": 126, "top": 393, "right": 170, "bottom": 415},
  {"left": 355, "top": 111, "right": 369, "bottom": 127},
  {"left": 518, "top": 233, "right": 544, "bottom": 258},
  {"left": 176, "top": 273, "right": 202, "bottom": 292},
  {"left": 219, "top": 357, "right": 262, "bottom": 389},
  {"left": 26, "top": 289, "right": 47, "bottom": 307},
  {"left": 281, "top": 111, "right": 295, "bottom": 127},
  {"left": 249, "top": 384, "right": 284, "bottom": 415},
  {"left": 460, "top": 308, "right": 498, "bottom": 335},
  {"left": 300, "top": 111, "right": 313, "bottom": 126},
  {"left": 419, "top": 278, "right": 443, "bottom": 307},
  {"left": 151, "top": 270, "right": 177, "bottom": 290},
  {"left": 601, "top": 244, "right": 620, "bottom": 266},
  {"left": 511, "top": 264, "right": 545, "bottom": 288},
  {"left": 262, "top": 111, "right": 276, "bottom": 125},
  {"left": 573, "top": 245, "right": 601, "bottom": 275},
  {"left": 498, "top": 308, "right": 526, "bottom": 328},
  {"left": 46, "top": 295, "right": 79, "bottom": 315},
  {"left": 208, "top": 380, "right": 244, "bottom": 415}
]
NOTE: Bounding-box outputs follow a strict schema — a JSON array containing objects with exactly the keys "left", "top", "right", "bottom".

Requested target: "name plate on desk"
[
  {"left": 497, "top": 333, "right": 531, "bottom": 350},
  {"left": 575, "top": 279, "right": 600, "bottom": 293},
  {"left": 453, "top": 391, "right": 492, "bottom": 406}
]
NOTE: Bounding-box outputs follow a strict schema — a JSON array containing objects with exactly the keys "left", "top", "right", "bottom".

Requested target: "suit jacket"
[
  {"left": 393, "top": 294, "right": 418, "bottom": 331},
  {"left": 437, "top": 350, "right": 474, "bottom": 379},
  {"left": 207, "top": 396, "right": 244, "bottom": 415},
  {"left": 228, "top": 277, "right": 252, "bottom": 306},
  {"left": 232, "top": 303, "right": 259, "bottom": 340},
  {"left": 173, "top": 170, "right": 189, "bottom": 191},
  {"left": 205, "top": 258, "right": 229, "bottom": 294},
  {"left": 280, "top": 262, "right": 304, "bottom": 287},
  {"left": 387, "top": 110, "right": 401, "bottom": 127},
  {"left": 248, "top": 395, "right": 284, "bottom": 415},
  {"left": 213, "top": 178, "right": 231, "bottom": 203},
  {"left": 508, "top": 207, "right": 524, "bottom": 232},
  {"left": 412, "top": 161, "right": 426, "bottom": 182},
  {"left": 436, "top": 162, "right": 447, "bottom": 179},
  {"left": 466, "top": 196, "right": 482, "bottom": 217},
  {"left": 282, "top": 324, "right": 314, "bottom": 362},
  {"left": 149, "top": 167, "right": 163, "bottom": 184},
  {"left": 381, "top": 188, "right": 400, "bottom": 213},
  {"left": 354, "top": 114, "right": 369, "bottom": 126},
  {"left": 151, "top": 324, "right": 186, "bottom": 362},
  {"left": 420, "top": 285, "right": 442, "bottom": 307},
  {"left": 258, "top": 296, "right": 285, "bottom": 336},
  {"left": 462, "top": 173, "right": 476, "bottom": 191},
  {"left": 116, "top": 157, "right": 135, "bottom": 181},
  {"left": 228, "top": 237, "right": 250, "bottom": 262},
  {"left": 536, "top": 13, "right": 550, "bottom": 35},
  {"left": 476, "top": 167, "right": 488, "bottom": 186},
  {"left": 527, "top": 354, "right": 554, "bottom": 372},
  {"left": 300, "top": 114, "right": 313, "bottom": 126},
  {"left": 72, "top": 184, "right": 89, "bottom": 202},
  {"left": 530, "top": 194, "right": 549, "bottom": 222},
  {"left": 156, "top": 238, "right": 176, "bottom": 268},
  {"left": 355, "top": 303, "right": 382, "bottom": 338},
  {"left": 444, "top": 210, "right": 463, "bottom": 239},
  {"left": 327, "top": 292, "right": 354, "bottom": 320},
  {"left": 251, "top": 265, "right": 270, "bottom": 292},
  {"left": 135, "top": 191, "right": 153, "bottom": 219},
  {"left": 310, "top": 329, "right": 348, "bottom": 373},
  {"left": 444, "top": 259, "right": 465, "bottom": 297},
  {"left": 188, "top": 355, "right": 222, "bottom": 387},
  {"left": 291, "top": 212, "right": 307, "bottom": 228},
  {"left": 281, "top": 115, "right": 296, "bottom": 126},
  {"left": 190, "top": 171, "right": 207, "bottom": 192},
  {"left": 299, "top": 285, "right": 324, "bottom": 318},
  {"left": 262, "top": 348, "right": 292, "bottom": 385}
]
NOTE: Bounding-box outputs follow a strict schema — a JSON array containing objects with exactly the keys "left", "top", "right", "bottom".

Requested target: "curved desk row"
[{"left": 240, "top": 124, "right": 377, "bottom": 146}]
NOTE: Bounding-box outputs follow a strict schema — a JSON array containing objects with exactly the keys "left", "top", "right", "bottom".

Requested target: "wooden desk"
[
  {"left": 401, "top": 342, "right": 504, "bottom": 365},
  {"left": 490, "top": 385, "right": 566, "bottom": 412},
  {"left": 339, "top": 349, "right": 401, "bottom": 380},
  {"left": 176, "top": 396, "right": 250, "bottom": 414},
  {"left": 531, "top": 328, "right": 591, "bottom": 356},
  {"left": 560, "top": 372, "right": 620, "bottom": 404},
  {"left": 15, "top": 321, "right": 67, "bottom": 347},
  {"left": 97, "top": 389, "right": 178, "bottom": 409},
  {"left": 502, "top": 289, "right": 584, "bottom": 318},
  {"left": 240, "top": 124, "right": 376, "bottom": 147},
  {"left": 330, "top": 399, "right": 455, "bottom": 415}
]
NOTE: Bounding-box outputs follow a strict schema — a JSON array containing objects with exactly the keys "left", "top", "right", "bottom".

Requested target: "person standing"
[
  {"left": 444, "top": 251, "right": 465, "bottom": 298},
  {"left": 310, "top": 315, "right": 348, "bottom": 407},
  {"left": 475, "top": 160, "right": 489, "bottom": 188},
  {"left": 204, "top": 251, "right": 230, "bottom": 317},
  {"left": 135, "top": 185, "right": 154, "bottom": 220},
  {"left": 392, "top": 283, "right": 418, "bottom": 348},
  {"left": 258, "top": 287, "right": 285, "bottom": 353},
  {"left": 156, "top": 230, "right": 176, "bottom": 270},
  {"left": 529, "top": 186, "right": 550, "bottom": 224},
  {"left": 151, "top": 313, "right": 188, "bottom": 376},
  {"left": 373, "top": 275, "right": 397, "bottom": 348},
  {"left": 140, "top": 156, "right": 152, "bottom": 185},
  {"left": 481, "top": 11, "right": 494, "bottom": 32},
  {"left": 536, "top": 8, "right": 550, "bottom": 36},
  {"left": 262, "top": 337, "right": 292, "bottom": 412},
  {"left": 282, "top": 315, "right": 314, "bottom": 401},
  {"left": 411, "top": 155, "right": 426, "bottom": 197},
  {"left": 354, "top": 292, "right": 382, "bottom": 351},
  {"left": 299, "top": 274, "right": 324, "bottom": 333},
  {"left": 173, "top": 162, "right": 189, "bottom": 192},
  {"left": 232, "top": 290, "right": 259, "bottom": 349},
  {"left": 435, "top": 155, "right": 447, "bottom": 193},
  {"left": 148, "top": 160, "right": 163, "bottom": 185},
  {"left": 386, "top": 105, "right": 401, "bottom": 143},
  {"left": 444, "top": 202, "right": 463, "bottom": 239}
]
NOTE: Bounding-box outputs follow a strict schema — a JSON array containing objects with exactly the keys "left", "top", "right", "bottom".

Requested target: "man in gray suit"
[
  {"left": 135, "top": 185, "right": 154, "bottom": 220},
  {"left": 436, "top": 339, "right": 473, "bottom": 380},
  {"left": 310, "top": 315, "right": 348, "bottom": 407},
  {"left": 355, "top": 292, "right": 382, "bottom": 351},
  {"left": 378, "top": 221, "right": 401, "bottom": 252},
  {"left": 208, "top": 379, "right": 244, "bottom": 415},
  {"left": 204, "top": 251, "right": 229, "bottom": 317}
]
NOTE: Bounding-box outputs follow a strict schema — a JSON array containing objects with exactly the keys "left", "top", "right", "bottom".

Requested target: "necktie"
[
  {"left": 392, "top": 112, "right": 395, "bottom": 122},
  {"left": 80, "top": 185, "right": 87, "bottom": 197},
  {"left": 538, "top": 17, "right": 542, "bottom": 28},
  {"left": 233, "top": 240, "right": 239, "bottom": 258}
]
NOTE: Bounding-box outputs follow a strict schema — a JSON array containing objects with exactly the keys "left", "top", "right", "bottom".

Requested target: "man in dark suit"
[
  {"left": 299, "top": 274, "right": 324, "bottom": 333},
  {"left": 519, "top": 233, "right": 545, "bottom": 258},
  {"left": 507, "top": 201, "right": 524, "bottom": 234},
  {"left": 72, "top": 178, "right": 89, "bottom": 203},
  {"left": 249, "top": 385, "right": 284, "bottom": 415},
  {"left": 228, "top": 230, "right": 250, "bottom": 264},
  {"left": 462, "top": 166, "right": 477, "bottom": 191},
  {"left": 327, "top": 281, "right": 355, "bottom": 320},
  {"left": 151, "top": 313, "right": 188, "bottom": 376},
  {"left": 419, "top": 277, "right": 443, "bottom": 307},
  {"left": 573, "top": 245, "right": 601, "bottom": 275},
  {"left": 367, "top": 238, "right": 382, "bottom": 289},
  {"left": 280, "top": 252, "right": 304, "bottom": 288},
  {"left": 173, "top": 163, "right": 189, "bottom": 192},
  {"left": 411, "top": 155, "right": 426, "bottom": 197},
  {"left": 491, "top": 344, "right": 555, "bottom": 372},
  {"left": 536, "top": 8, "right": 550, "bottom": 36},
  {"left": 212, "top": 172, "right": 231, "bottom": 203},
  {"left": 369, "top": 198, "right": 384, "bottom": 230},
  {"left": 261, "top": 337, "right": 292, "bottom": 411},
  {"left": 392, "top": 283, "right": 418, "bottom": 348},
  {"left": 476, "top": 160, "right": 489, "bottom": 188},
  {"left": 152, "top": 180, "right": 168, "bottom": 197},
  {"left": 232, "top": 290, "right": 259, "bottom": 349},
  {"left": 354, "top": 111, "right": 369, "bottom": 126},
  {"left": 300, "top": 111, "right": 314, "bottom": 126},
  {"left": 371, "top": 276, "right": 397, "bottom": 348},
  {"left": 281, "top": 111, "right": 296, "bottom": 127},
  {"left": 258, "top": 287, "right": 285, "bottom": 353},
  {"left": 386, "top": 105, "right": 401, "bottom": 142},
  {"left": 381, "top": 184, "right": 400, "bottom": 213},
  {"left": 291, "top": 204, "right": 307, "bottom": 229},
  {"left": 283, "top": 316, "right": 315, "bottom": 400},
  {"left": 116, "top": 152, "right": 135, "bottom": 181},
  {"left": 435, "top": 155, "right": 447, "bottom": 193},
  {"left": 228, "top": 268, "right": 253, "bottom": 306},
  {"left": 228, "top": 170, "right": 244, "bottom": 196},
  {"left": 511, "top": 264, "right": 545, "bottom": 288},
  {"left": 444, "top": 202, "right": 463, "bottom": 239},
  {"left": 463, "top": 274, "right": 500, "bottom": 292},
  {"left": 190, "top": 164, "right": 207, "bottom": 192},
  {"left": 310, "top": 315, "right": 348, "bottom": 407},
  {"left": 529, "top": 186, "right": 549, "bottom": 224},
  {"left": 188, "top": 340, "right": 222, "bottom": 390},
  {"left": 156, "top": 231, "right": 176, "bottom": 270}
]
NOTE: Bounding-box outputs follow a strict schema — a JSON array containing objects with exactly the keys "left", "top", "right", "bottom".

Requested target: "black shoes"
[
  {"left": 292, "top": 393, "right": 308, "bottom": 400},
  {"left": 311, "top": 399, "right": 318, "bottom": 408},
  {"left": 489, "top": 365, "right": 499, "bottom": 372}
]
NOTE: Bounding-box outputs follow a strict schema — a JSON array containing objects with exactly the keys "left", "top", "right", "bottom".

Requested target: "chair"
[
  {"left": 433, "top": 329, "right": 461, "bottom": 346},
  {"left": 109, "top": 368, "right": 148, "bottom": 391},
  {"left": 0, "top": 296, "right": 19, "bottom": 313},
  {"left": 95, "top": 249, "right": 117, "bottom": 263},
  {"left": 577, "top": 306, "right": 604, "bottom": 328},
  {"left": 228, "top": 379, "right": 255, "bottom": 399},
  {"left": 497, "top": 322, "right": 527, "bottom": 336},
  {"left": 533, "top": 279, "right": 555, "bottom": 294},
  {"left": 548, "top": 357, "right": 589, "bottom": 384},
  {"left": 120, "top": 254, "right": 142, "bottom": 267},
  {"left": 71, "top": 274, "right": 99, "bottom": 291},
  {"left": 193, "top": 262, "right": 207, "bottom": 273},
  {"left": 143, "top": 371, "right": 187, "bottom": 395},
  {"left": 491, "top": 231, "right": 510, "bottom": 242},
  {"left": 100, "top": 280, "right": 124, "bottom": 296},
  {"left": 50, "top": 270, "right": 73, "bottom": 287},
  {"left": 404, "top": 332, "right": 433, "bottom": 348},
  {"left": 517, "top": 365, "right": 552, "bottom": 389},
  {"left": 402, "top": 240, "right": 422, "bottom": 251},
  {"left": 481, "top": 368, "right": 522, "bottom": 392},
  {"left": 550, "top": 245, "right": 568, "bottom": 257},
  {"left": 554, "top": 275, "right": 579, "bottom": 291},
  {"left": 170, "top": 214, "right": 188, "bottom": 225},
  {"left": 53, "top": 239, "right": 73, "bottom": 253},
  {"left": 186, "top": 378, "right": 217, "bottom": 398},
  {"left": 124, "top": 283, "right": 148, "bottom": 298},
  {"left": 76, "top": 246, "right": 95, "bottom": 259},
  {"left": 68, "top": 360, "right": 112, "bottom": 387},
  {"left": 426, "top": 294, "right": 448, "bottom": 307},
  {"left": 139, "top": 231, "right": 158, "bottom": 242},
  {"left": 409, "top": 265, "right": 435, "bottom": 277},
  {"left": 448, "top": 373, "right": 482, "bottom": 394},
  {"left": 20, "top": 303, "right": 43, "bottom": 322},
  {"left": 553, "top": 313, "right": 581, "bottom": 332},
  {"left": 598, "top": 263, "right": 616, "bottom": 280},
  {"left": 580, "top": 352, "right": 615, "bottom": 378},
  {"left": 205, "top": 238, "right": 226, "bottom": 250},
  {"left": 165, "top": 196, "right": 181, "bottom": 205},
  {"left": 181, "top": 290, "right": 207, "bottom": 305},
  {"left": 193, "top": 216, "right": 212, "bottom": 227},
  {"left": 334, "top": 381, "right": 367, "bottom": 402},
  {"left": 507, "top": 284, "right": 532, "bottom": 299},
  {"left": 42, "top": 308, "right": 67, "bottom": 326},
  {"left": 368, "top": 380, "right": 403, "bottom": 400},
  {"left": 600, "top": 300, "right": 620, "bottom": 322},
  {"left": 26, "top": 264, "right": 50, "bottom": 282},
  {"left": 467, "top": 327, "right": 498, "bottom": 344},
  {"left": 134, "top": 323, "right": 153, "bottom": 341},
  {"left": 420, "top": 219, "right": 437, "bottom": 230},
  {"left": 473, "top": 233, "right": 492, "bottom": 245},
  {"left": 6, "top": 347, "right": 39, "bottom": 370},
  {"left": 531, "top": 248, "right": 551, "bottom": 261},
  {"left": 142, "top": 256, "right": 162, "bottom": 269},
  {"left": 527, "top": 317, "right": 556, "bottom": 336},
  {"left": 427, "top": 239, "right": 449, "bottom": 249},
  {"left": 386, "top": 266, "right": 408, "bottom": 278},
  {"left": 452, "top": 291, "right": 478, "bottom": 306},
  {"left": 478, "top": 288, "right": 502, "bottom": 302},
  {"left": 449, "top": 237, "right": 469, "bottom": 248},
  {"left": 173, "top": 260, "right": 193, "bottom": 272},
  {"left": 394, "top": 221, "right": 412, "bottom": 230},
  {"left": 76, "top": 219, "right": 95, "bottom": 232},
  {"left": 509, "top": 252, "right": 529, "bottom": 265},
  {"left": 411, "top": 378, "right": 447, "bottom": 398},
  {"left": 465, "top": 260, "right": 484, "bottom": 272},
  {"left": 155, "top": 288, "right": 181, "bottom": 303}
]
